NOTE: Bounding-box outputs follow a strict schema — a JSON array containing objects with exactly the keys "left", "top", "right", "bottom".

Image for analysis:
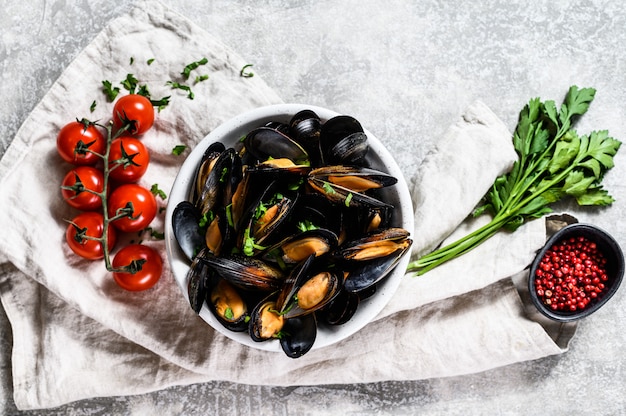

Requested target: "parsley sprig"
[{"left": 407, "top": 86, "right": 622, "bottom": 275}]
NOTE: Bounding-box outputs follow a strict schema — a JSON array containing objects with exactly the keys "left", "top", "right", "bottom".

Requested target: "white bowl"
[{"left": 164, "top": 104, "right": 414, "bottom": 353}]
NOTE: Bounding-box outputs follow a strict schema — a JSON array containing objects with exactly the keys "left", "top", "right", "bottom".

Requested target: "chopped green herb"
[
  {"left": 89, "top": 100, "right": 97, "bottom": 112},
  {"left": 297, "top": 220, "right": 318, "bottom": 232},
  {"left": 219, "top": 167, "right": 229, "bottom": 183},
  {"left": 199, "top": 211, "right": 214, "bottom": 228},
  {"left": 151, "top": 96, "right": 171, "bottom": 111},
  {"left": 172, "top": 145, "right": 187, "bottom": 155},
  {"left": 224, "top": 307, "right": 234, "bottom": 320},
  {"left": 181, "top": 57, "right": 208, "bottom": 80},
  {"left": 166, "top": 81, "right": 194, "bottom": 100},
  {"left": 151, "top": 229, "right": 165, "bottom": 240},
  {"left": 345, "top": 192, "right": 353, "bottom": 207},
  {"left": 322, "top": 182, "right": 336, "bottom": 194},
  {"left": 194, "top": 74, "right": 209, "bottom": 83},
  {"left": 102, "top": 80, "right": 120, "bottom": 101},
  {"left": 225, "top": 204, "right": 234, "bottom": 227},
  {"left": 150, "top": 184, "right": 167, "bottom": 200},
  {"left": 147, "top": 58, "right": 155, "bottom": 65},
  {"left": 130, "top": 57, "right": 134, "bottom": 65},
  {"left": 240, "top": 64, "right": 254, "bottom": 78},
  {"left": 121, "top": 73, "right": 139, "bottom": 93},
  {"left": 137, "top": 84, "right": 150, "bottom": 97}
]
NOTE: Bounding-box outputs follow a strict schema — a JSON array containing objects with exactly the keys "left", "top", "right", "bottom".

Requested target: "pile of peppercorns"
[{"left": 534, "top": 235, "right": 609, "bottom": 312}]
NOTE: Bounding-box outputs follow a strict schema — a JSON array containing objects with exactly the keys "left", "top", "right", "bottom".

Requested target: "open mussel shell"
[
  {"left": 281, "top": 270, "right": 342, "bottom": 319},
  {"left": 208, "top": 278, "right": 250, "bottom": 332},
  {"left": 243, "top": 126, "right": 309, "bottom": 165},
  {"left": 190, "top": 142, "right": 226, "bottom": 204},
  {"left": 200, "top": 253, "right": 285, "bottom": 292},
  {"left": 319, "top": 115, "right": 368, "bottom": 165},
  {"left": 196, "top": 147, "right": 238, "bottom": 216},
  {"left": 172, "top": 201, "right": 204, "bottom": 262},
  {"left": 263, "top": 228, "right": 339, "bottom": 265},
  {"left": 280, "top": 313, "right": 317, "bottom": 359},
  {"left": 249, "top": 296, "right": 284, "bottom": 342},
  {"left": 336, "top": 228, "right": 413, "bottom": 293},
  {"left": 309, "top": 165, "right": 398, "bottom": 192},
  {"left": 319, "top": 287, "right": 360, "bottom": 326},
  {"left": 307, "top": 177, "right": 393, "bottom": 209},
  {"left": 238, "top": 180, "right": 300, "bottom": 254},
  {"left": 274, "top": 255, "right": 342, "bottom": 319},
  {"left": 186, "top": 249, "right": 212, "bottom": 313}
]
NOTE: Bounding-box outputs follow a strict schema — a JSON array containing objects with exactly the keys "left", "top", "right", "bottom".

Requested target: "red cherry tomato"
[
  {"left": 61, "top": 166, "right": 104, "bottom": 210},
  {"left": 112, "top": 94, "right": 155, "bottom": 135},
  {"left": 107, "top": 184, "right": 157, "bottom": 232},
  {"left": 57, "top": 120, "right": 105, "bottom": 165},
  {"left": 65, "top": 212, "right": 117, "bottom": 260},
  {"left": 108, "top": 136, "right": 150, "bottom": 183},
  {"left": 112, "top": 244, "right": 162, "bottom": 291}
]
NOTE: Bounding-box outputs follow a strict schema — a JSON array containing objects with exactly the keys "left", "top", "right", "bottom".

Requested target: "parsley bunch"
[{"left": 407, "top": 86, "right": 622, "bottom": 275}]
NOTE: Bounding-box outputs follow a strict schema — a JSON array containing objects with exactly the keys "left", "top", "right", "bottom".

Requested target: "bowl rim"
[
  {"left": 528, "top": 222, "right": 625, "bottom": 322},
  {"left": 164, "top": 103, "right": 414, "bottom": 353}
]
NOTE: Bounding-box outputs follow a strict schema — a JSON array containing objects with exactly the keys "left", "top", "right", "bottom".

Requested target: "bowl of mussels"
[{"left": 165, "top": 104, "right": 414, "bottom": 358}]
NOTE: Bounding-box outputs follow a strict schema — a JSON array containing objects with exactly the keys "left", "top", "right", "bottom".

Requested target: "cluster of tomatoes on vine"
[{"left": 57, "top": 94, "right": 164, "bottom": 291}]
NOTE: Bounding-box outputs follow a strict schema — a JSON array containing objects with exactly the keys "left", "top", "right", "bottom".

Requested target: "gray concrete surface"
[{"left": 1, "top": 0, "right": 625, "bottom": 414}]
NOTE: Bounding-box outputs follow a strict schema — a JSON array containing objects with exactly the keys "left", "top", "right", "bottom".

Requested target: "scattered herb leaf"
[
  {"left": 150, "top": 184, "right": 167, "bottom": 200},
  {"left": 172, "top": 145, "right": 187, "bottom": 155},
  {"left": 240, "top": 64, "right": 254, "bottom": 78},
  {"left": 181, "top": 57, "right": 208, "bottom": 80},
  {"left": 166, "top": 81, "right": 194, "bottom": 100},
  {"left": 102, "top": 80, "right": 120, "bottom": 101}
]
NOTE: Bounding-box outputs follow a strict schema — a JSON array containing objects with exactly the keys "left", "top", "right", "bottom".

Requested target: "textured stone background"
[{"left": 1, "top": 0, "right": 625, "bottom": 414}]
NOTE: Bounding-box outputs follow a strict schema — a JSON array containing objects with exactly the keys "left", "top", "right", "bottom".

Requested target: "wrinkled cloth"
[{"left": 0, "top": 1, "right": 576, "bottom": 410}]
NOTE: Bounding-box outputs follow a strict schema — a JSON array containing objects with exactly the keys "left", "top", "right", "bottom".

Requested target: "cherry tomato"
[
  {"left": 112, "top": 244, "right": 162, "bottom": 291},
  {"left": 66, "top": 212, "right": 117, "bottom": 260},
  {"left": 112, "top": 94, "right": 155, "bottom": 135},
  {"left": 61, "top": 166, "right": 104, "bottom": 210},
  {"left": 107, "top": 184, "right": 157, "bottom": 232},
  {"left": 108, "top": 136, "right": 150, "bottom": 183},
  {"left": 57, "top": 120, "right": 105, "bottom": 165}
]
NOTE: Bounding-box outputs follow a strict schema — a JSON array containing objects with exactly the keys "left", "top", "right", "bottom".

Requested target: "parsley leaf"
[
  {"left": 181, "top": 57, "right": 208, "bottom": 80},
  {"left": 150, "top": 184, "right": 167, "bottom": 200},
  {"left": 408, "top": 86, "right": 622, "bottom": 275},
  {"left": 172, "top": 145, "right": 187, "bottom": 155}
]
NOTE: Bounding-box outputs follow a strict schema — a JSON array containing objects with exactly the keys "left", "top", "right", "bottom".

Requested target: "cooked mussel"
[
  {"left": 309, "top": 165, "right": 397, "bottom": 192},
  {"left": 249, "top": 297, "right": 284, "bottom": 342},
  {"left": 243, "top": 127, "right": 309, "bottom": 165},
  {"left": 208, "top": 278, "right": 249, "bottom": 332},
  {"left": 200, "top": 253, "right": 285, "bottom": 292},
  {"left": 335, "top": 228, "right": 412, "bottom": 292},
  {"left": 264, "top": 228, "right": 339, "bottom": 265}
]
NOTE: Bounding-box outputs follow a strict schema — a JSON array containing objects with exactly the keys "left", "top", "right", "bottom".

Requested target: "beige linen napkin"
[{"left": 0, "top": 1, "right": 577, "bottom": 410}]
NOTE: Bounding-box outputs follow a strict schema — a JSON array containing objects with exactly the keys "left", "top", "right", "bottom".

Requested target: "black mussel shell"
[
  {"left": 249, "top": 296, "right": 284, "bottom": 342},
  {"left": 186, "top": 250, "right": 212, "bottom": 313},
  {"left": 172, "top": 201, "right": 205, "bottom": 262},
  {"left": 243, "top": 127, "right": 309, "bottom": 165},
  {"left": 320, "top": 287, "right": 360, "bottom": 325},
  {"left": 201, "top": 254, "right": 285, "bottom": 292},
  {"left": 280, "top": 314, "right": 317, "bottom": 358}
]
